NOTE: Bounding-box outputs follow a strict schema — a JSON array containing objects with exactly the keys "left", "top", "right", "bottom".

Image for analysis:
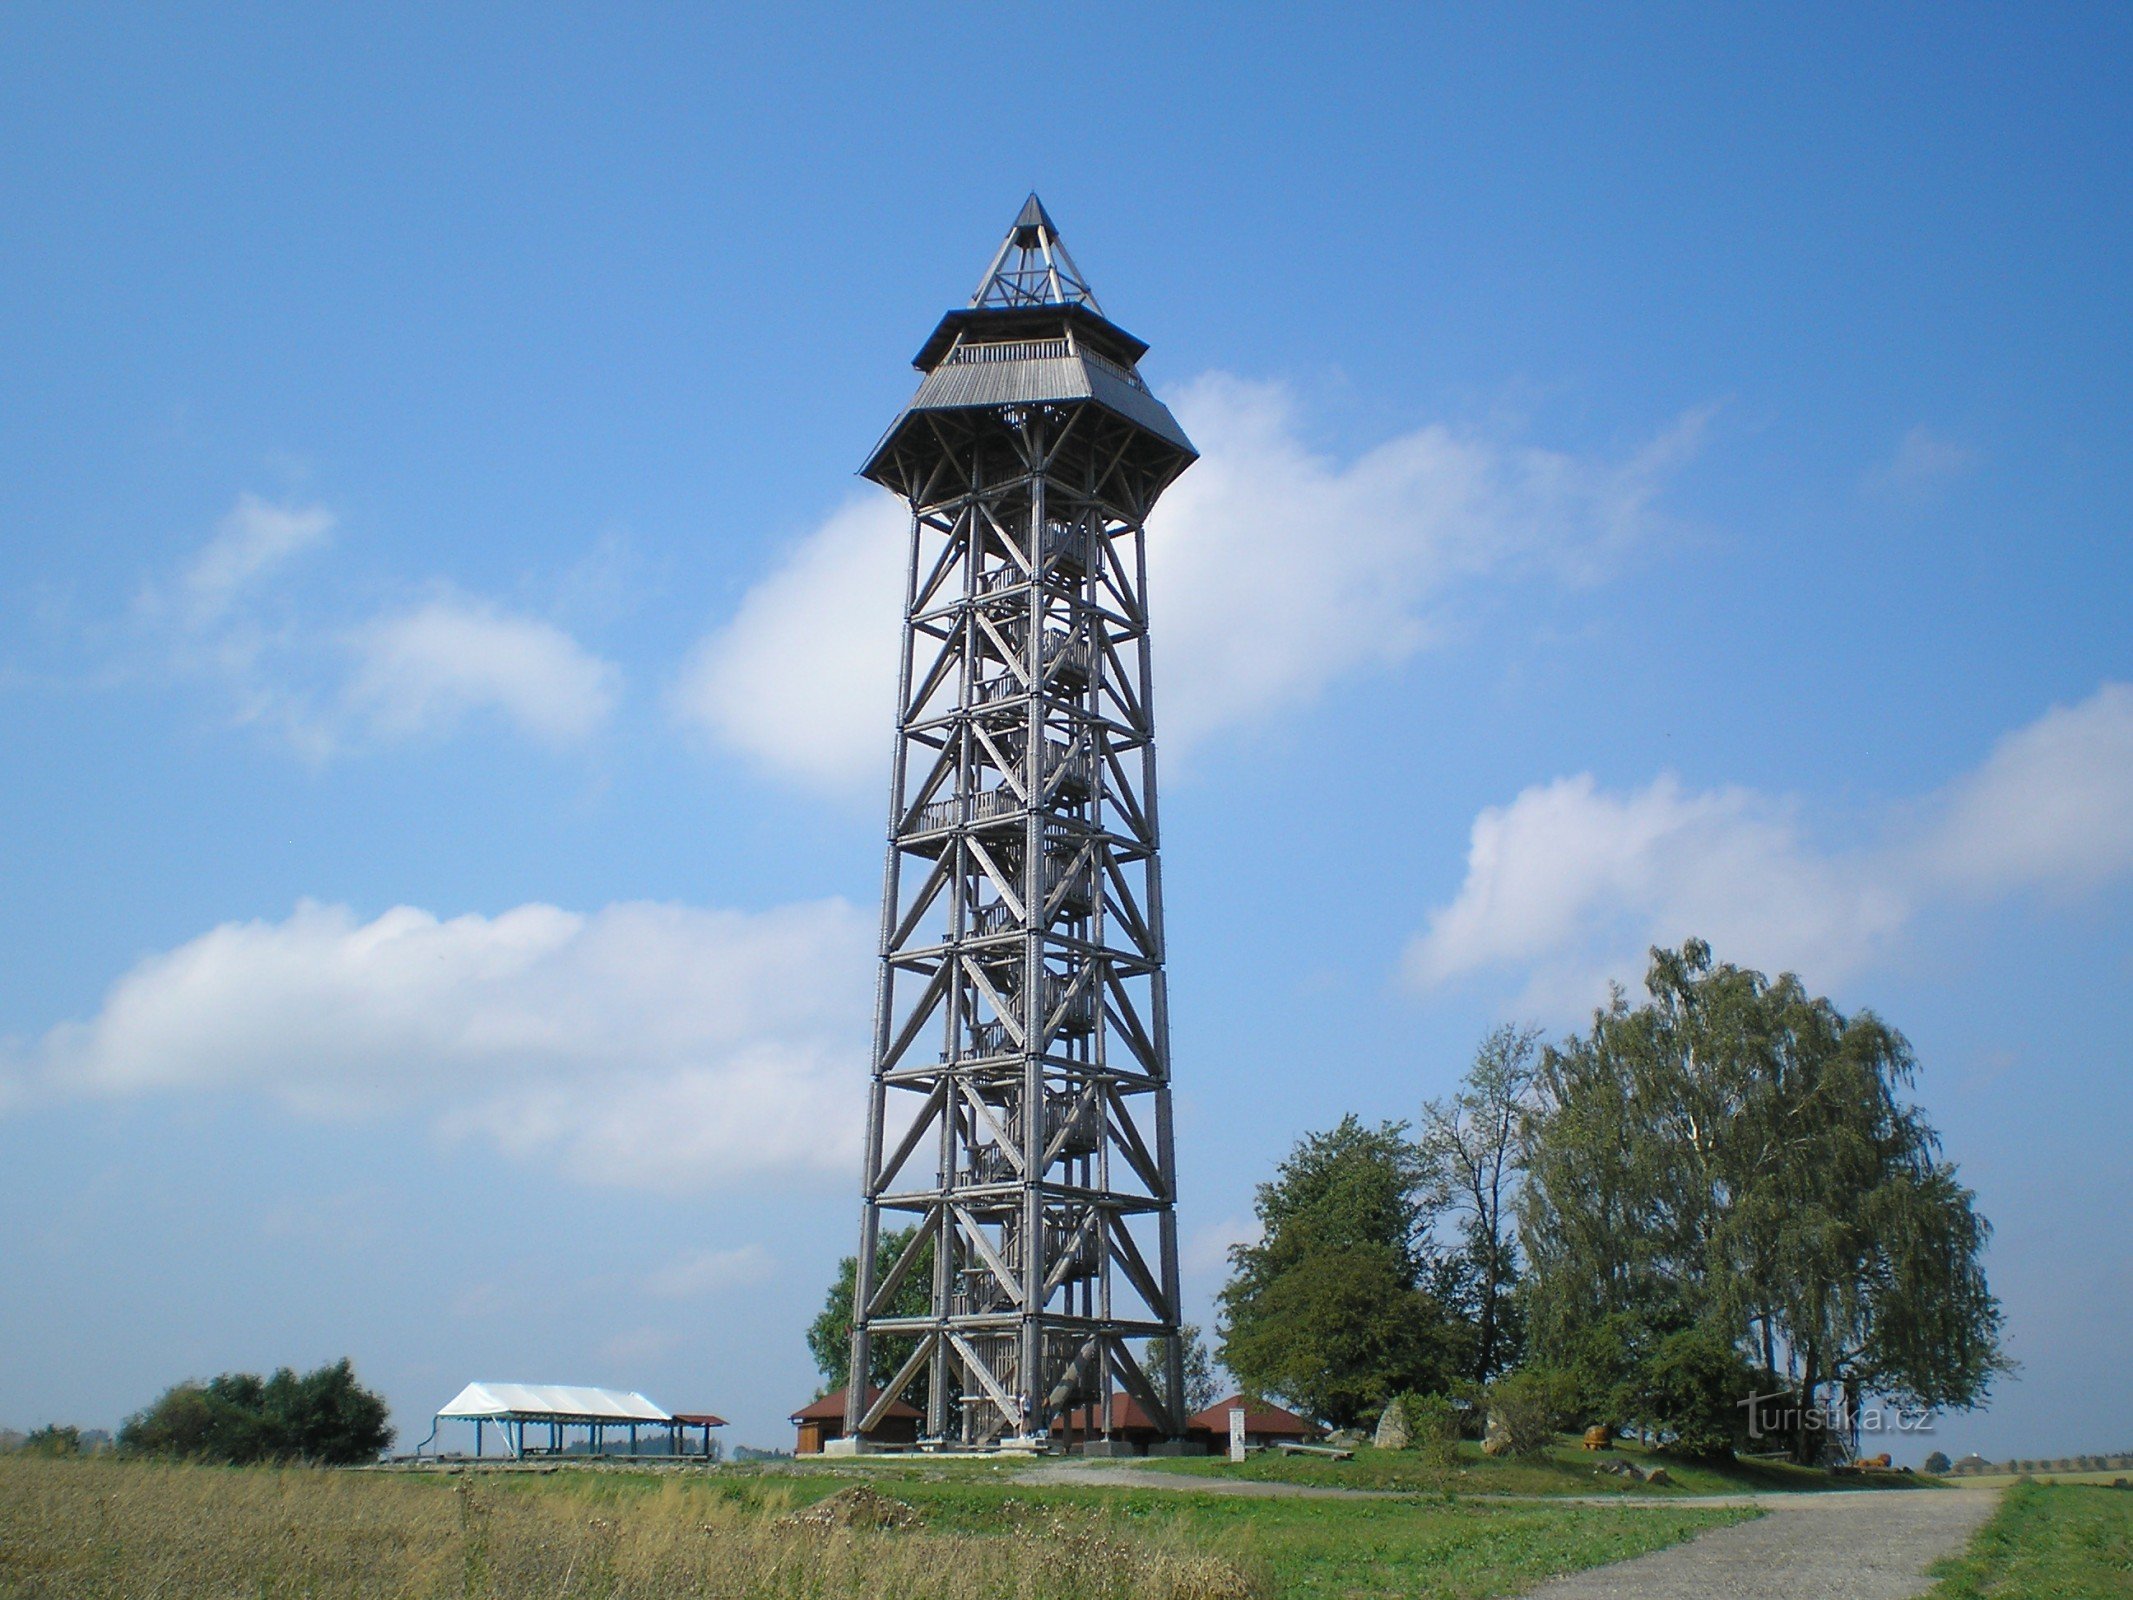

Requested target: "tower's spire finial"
[{"left": 968, "top": 193, "right": 1104, "bottom": 315}]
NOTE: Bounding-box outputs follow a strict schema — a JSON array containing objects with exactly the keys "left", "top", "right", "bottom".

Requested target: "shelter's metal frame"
[
  {"left": 437, "top": 1413, "right": 721, "bottom": 1462},
  {"left": 845, "top": 198, "right": 1198, "bottom": 1451}
]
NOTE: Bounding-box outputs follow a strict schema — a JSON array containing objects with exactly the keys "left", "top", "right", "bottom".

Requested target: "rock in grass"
[{"left": 1373, "top": 1401, "right": 1411, "bottom": 1451}]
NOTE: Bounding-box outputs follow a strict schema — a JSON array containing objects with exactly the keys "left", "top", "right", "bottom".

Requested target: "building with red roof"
[
  {"left": 790, "top": 1386, "right": 921, "bottom": 1455},
  {"left": 1187, "top": 1394, "right": 1315, "bottom": 1450}
]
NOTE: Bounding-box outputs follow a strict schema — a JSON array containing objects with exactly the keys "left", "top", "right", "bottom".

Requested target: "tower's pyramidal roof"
[
  {"left": 968, "top": 194, "right": 1104, "bottom": 315},
  {"left": 863, "top": 194, "right": 1195, "bottom": 488}
]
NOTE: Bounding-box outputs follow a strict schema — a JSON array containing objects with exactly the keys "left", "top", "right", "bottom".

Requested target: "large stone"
[
  {"left": 1482, "top": 1410, "right": 1511, "bottom": 1457},
  {"left": 1373, "top": 1400, "right": 1412, "bottom": 1452}
]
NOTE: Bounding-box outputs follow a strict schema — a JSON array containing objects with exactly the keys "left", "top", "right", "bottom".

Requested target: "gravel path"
[{"left": 1513, "top": 1485, "right": 2000, "bottom": 1599}]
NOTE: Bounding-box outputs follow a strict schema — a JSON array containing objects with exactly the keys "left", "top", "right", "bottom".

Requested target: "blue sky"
[{"left": 2, "top": 4, "right": 2128, "bottom": 1461}]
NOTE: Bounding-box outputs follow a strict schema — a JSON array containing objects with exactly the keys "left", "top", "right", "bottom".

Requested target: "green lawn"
[
  {"left": 1138, "top": 1437, "right": 1937, "bottom": 1496},
  {"left": 1924, "top": 1481, "right": 2133, "bottom": 1599}
]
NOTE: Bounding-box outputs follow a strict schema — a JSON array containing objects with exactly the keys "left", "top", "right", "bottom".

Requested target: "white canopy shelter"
[
  {"left": 425, "top": 1382, "right": 719, "bottom": 1461},
  {"left": 437, "top": 1382, "right": 670, "bottom": 1423}
]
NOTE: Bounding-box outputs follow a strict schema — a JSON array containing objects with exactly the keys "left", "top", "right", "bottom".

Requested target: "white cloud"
[
  {"left": 345, "top": 596, "right": 621, "bottom": 747},
  {"left": 672, "top": 495, "right": 906, "bottom": 788},
  {"left": 1149, "top": 377, "right": 1706, "bottom": 745},
  {"left": 1922, "top": 683, "right": 2133, "bottom": 894},
  {"left": 142, "top": 494, "right": 622, "bottom": 757},
  {"left": 673, "top": 377, "right": 1707, "bottom": 790},
  {"left": 1407, "top": 773, "right": 1907, "bottom": 1011},
  {"left": 1865, "top": 425, "right": 1974, "bottom": 496},
  {"left": 647, "top": 1244, "right": 774, "bottom": 1299},
  {"left": 136, "top": 493, "right": 342, "bottom": 755},
  {"left": 11, "top": 896, "right": 874, "bottom": 1193},
  {"left": 181, "top": 494, "right": 335, "bottom": 623},
  {"left": 1408, "top": 683, "right": 2133, "bottom": 1010}
]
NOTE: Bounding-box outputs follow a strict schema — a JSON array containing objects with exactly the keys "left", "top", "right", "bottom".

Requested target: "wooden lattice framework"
[{"left": 844, "top": 197, "right": 1198, "bottom": 1450}]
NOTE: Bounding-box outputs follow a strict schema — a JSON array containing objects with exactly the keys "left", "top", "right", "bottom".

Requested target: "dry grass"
[{"left": 0, "top": 1457, "right": 1258, "bottom": 1600}]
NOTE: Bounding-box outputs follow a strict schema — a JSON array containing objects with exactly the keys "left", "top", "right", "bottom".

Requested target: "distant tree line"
[
  {"left": 8, "top": 1424, "right": 110, "bottom": 1457},
  {"left": 118, "top": 1358, "right": 393, "bottom": 1465},
  {"left": 7, "top": 1360, "right": 393, "bottom": 1467},
  {"left": 1217, "top": 941, "right": 2007, "bottom": 1464}
]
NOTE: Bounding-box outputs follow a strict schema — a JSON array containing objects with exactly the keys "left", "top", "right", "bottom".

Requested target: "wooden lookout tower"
[{"left": 845, "top": 197, "right": 1197, "bottom": 1452}]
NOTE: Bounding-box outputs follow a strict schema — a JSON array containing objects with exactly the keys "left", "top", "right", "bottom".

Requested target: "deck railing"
[
  {"left": 942, "top": 335, "right": 1149, "bottom": 396},
  {"left": 912, "top": 785, "right": 1023, "bottom": 835},
  {"left": 944, "top": 337, "right": 1074, "bottom": 365}
]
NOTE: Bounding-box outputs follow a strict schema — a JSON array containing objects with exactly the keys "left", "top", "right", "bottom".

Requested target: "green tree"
[
  {"left": 1522, "top": 940, "right": 2006, "bottom": 1462},
  {"left": 1634, "top": 1321, "right": 1760, "bottom": 1458},
  {"left": 270, "top": 1359, "right": 394, "bottom": 1463},
  {"left": 119, "top": 1359, "right": 392, "bottom": 1464},
  {"left": 807, "top": 1225, "right": 934, "bottom": 1401},
  {"left": 117, "top": 1383, "right": 222, "bottom": 1459},
  {"left": 1419, "top": 1023, "right": 1541, "bottom": 1384},
  {"left": 1142, "top": 1322, "right": 1221, "bottom": 1419},
  {"left": 21, "top": 1425, "right": 82, "bottom": 1457},
  {"left": 1218, "top": 1116, "right": 1466, "bottom": 1427}
]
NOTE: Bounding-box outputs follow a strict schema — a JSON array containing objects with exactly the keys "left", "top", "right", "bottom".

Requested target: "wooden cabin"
[{"left": 790, "top": 1386, "right": 921, "bottom": 1454}]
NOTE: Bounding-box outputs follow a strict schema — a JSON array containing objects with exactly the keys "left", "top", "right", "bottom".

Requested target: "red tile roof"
[
  {"left": 1187, "top": 1394, "right": 1313, "bottom": 1438},
  {"left": 790, "top": 1385, "right": 921, "bottom": 1423},
  {"left": 671, "top": 1413, "right": 727, "bottom": 1427}
]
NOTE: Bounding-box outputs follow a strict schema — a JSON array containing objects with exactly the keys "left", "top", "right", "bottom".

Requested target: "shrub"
[
  {"left": 1404, "top": 1393, "right": 1461, "bottom": 1466},
  {"left": 121, "top": 1358, "right": 392, "bottom": 1464},
  {"left": 1635, "top": 1322, "right": 1757, "bottom": 1459},
  {"left": 1922, "top": 1450, "right": 1951, "bottom": 1474},
  {"left": 1486, "top": 1368, "right": 1577, "bottom": 1457},
  {"left": 21, "top": 1425, "right": 82, "bottom": 1458}
]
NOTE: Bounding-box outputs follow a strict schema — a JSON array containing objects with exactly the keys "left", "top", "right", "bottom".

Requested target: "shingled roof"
[
  {"left": 1187, "top": 1394, "right": 1313, "bottom": 1438},
  {"left": 790, "top": 1385, "right": 921, "bottom": 1423}
]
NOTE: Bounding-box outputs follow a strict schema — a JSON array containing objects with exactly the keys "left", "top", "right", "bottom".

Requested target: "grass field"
[
  {"left": 1941, "top": 1469, "right": 2133, "bottom": 1489},
  {"left": 0, "top": 1455, "right": 1752, "bottom": 1600},
  {"left": 1139, "top": 1437, "right": 1935, "bottom": 1497},
  {"left": 1924, "top": 1481, "right": 2133, "bottom": 1597}
]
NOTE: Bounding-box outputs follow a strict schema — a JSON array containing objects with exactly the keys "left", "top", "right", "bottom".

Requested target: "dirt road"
[{"left": 1513, "top": 1485, "right": 2000, "bottom": 1599}]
